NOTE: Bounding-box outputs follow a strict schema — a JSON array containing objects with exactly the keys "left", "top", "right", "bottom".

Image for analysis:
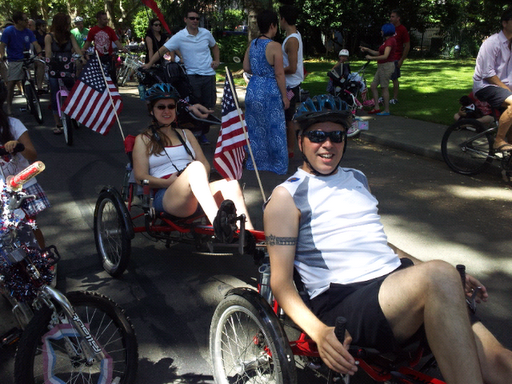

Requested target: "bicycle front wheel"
[
  {"left": 62, "top": 114, "right": 73, "bottom": 146},
  {"left": 441, "top": 119, "right": 494, "bottom": 175},
  {"left": 94, "top": 188, "right": 132, "bottom": 277},
  {"left": 210, "top": 290, "right": 297, "bottom": 384},
  {"left": 25, "top": 83, "right": 44, "bottom": 124},
  {"left": 14, "top": 291, "right": 138, "bottom": 384}
]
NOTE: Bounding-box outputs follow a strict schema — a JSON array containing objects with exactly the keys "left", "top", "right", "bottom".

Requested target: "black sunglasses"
[
  {"left": 188, "top": 17, "right": 200, "bottom": 21},
  {"left": 153, "top": 23, "right": 161, "bottom": 26},
  {"left": 156, "top": 103, "right": 176, "bottom": 110},
  {"left": 305, "top": 130, "right": 346, "bottom": 143}
]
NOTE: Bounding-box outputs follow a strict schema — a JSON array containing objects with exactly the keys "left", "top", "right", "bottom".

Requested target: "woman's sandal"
[{"left": 53, "top": 125, "right": 64, "bottom": 135}]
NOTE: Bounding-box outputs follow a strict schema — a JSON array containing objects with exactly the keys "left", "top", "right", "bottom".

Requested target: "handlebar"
[
  {"left": 8, "top": 161, "right": 45, "bottom": 190},
  {"left": 0, "top": 143, "right": 24, "bottom": 157}
]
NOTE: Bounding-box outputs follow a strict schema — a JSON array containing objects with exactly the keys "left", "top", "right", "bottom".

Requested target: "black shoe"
[{"left": 213, "top": 200, "right": 237, "bottom": 243}]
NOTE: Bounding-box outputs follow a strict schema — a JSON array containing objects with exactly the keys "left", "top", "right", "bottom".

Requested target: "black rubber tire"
[
  {"left": 441, "top": 119, "right": 494, "bottom": 175},
  {"left": 25, "top": 83, "right": 44, "bottom": 124},
  {"left": 94, "top": 189, "right": 132, "bottom": 277},
  {"left": 14, "top": 291, "right": 138, "bottom": 384},
  {"left": 210, "top": 289, "right": 297, "bottom": 384},
  {"left": 62, "top": 113, "right": 73, "bottom": 146}
]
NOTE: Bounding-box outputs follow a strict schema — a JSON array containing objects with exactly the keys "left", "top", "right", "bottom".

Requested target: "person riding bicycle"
[
  {"left": 264, "top": 94, "right": 512, "bottom": 383},
  {"left": 132, "top": 83, "right": 254, "bottom": 242},
  {"left": 326, "top": 49, "right": 351, "bottom": 95}
]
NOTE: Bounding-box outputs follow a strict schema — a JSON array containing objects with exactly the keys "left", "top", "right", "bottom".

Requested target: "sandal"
[
  {"left": 53, "top": 125, "right": 64, "bottom": 135},
  {"left": 368, "top": 109, "right": 381, "bottom": 115},
  {"left": 213, "top": 200, "right": 237, "bottom": 243}
]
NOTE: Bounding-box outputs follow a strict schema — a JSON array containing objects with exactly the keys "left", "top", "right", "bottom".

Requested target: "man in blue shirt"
[{"left": 0, "top": 11, "right": 42, "bottom": 115}]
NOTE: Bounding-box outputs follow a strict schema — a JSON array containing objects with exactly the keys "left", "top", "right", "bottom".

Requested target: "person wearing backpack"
[{"left": 44, "top": 13, "right": 83, "bottom": 134}]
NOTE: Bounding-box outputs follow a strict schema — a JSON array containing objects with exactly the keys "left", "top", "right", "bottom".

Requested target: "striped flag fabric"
[
  {"left": 213, "top": 69, "right": 247, "bottom": 180},
  {"left": 63, "top": 57, "right": 123, "bottom": 135}
]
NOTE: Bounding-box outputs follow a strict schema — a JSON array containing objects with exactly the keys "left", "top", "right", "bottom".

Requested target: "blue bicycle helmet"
[
  {"left": 144, "top": 83, "right": 180, "bottom": 102},
  {"left": 294, "top": 94, "right": 351, "bottom": 133},
  {"left": 381, "top": 23, "right": 396, "bottom": 37}
]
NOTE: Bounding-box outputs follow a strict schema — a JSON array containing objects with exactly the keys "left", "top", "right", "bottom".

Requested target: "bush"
[{"left": 216, "top": 35, "right": 248, "bottom": 63}]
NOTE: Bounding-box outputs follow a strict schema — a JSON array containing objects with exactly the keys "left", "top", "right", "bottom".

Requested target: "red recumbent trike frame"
[
  {"left": 209, "top": 262, "right": 448, "bottom": 384},
  {"left": 93, "top": 136, "right": 266, "bottom": 278}
]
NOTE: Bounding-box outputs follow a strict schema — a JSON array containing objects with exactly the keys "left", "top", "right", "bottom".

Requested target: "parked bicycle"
[
  {"left": 20, "top": 52, "right": 44, "bottom": 124},
  {"left": 117, "top": 54, "right": 143, "bottom": 87},
  {"left": 441, "top": 111, "right": 512, "bottom": 180},
  {"left": 0, "top": 150, "right": 138, "bottom": 383}
]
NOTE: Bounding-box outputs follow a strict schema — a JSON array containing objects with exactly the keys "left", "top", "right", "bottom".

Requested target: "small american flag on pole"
[
  {"left": 63, "top": 57, "right": 123, "bottom": 135},
  {"left": 213, "top": 69, "right": 247, "bottom": 180}
]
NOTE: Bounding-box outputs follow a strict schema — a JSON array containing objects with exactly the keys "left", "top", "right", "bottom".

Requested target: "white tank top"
[
  {"left": 148, "top": 130, "right": 195, "bottom": 178},
  {"left": 282, "top": 31, "right": 304, "bottom": 88},
  {"left": 272, "top": 167, "right": 401, "bottom": 299}
]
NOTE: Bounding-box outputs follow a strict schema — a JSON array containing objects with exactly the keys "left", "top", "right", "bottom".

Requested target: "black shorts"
[
  {"left": 309, "top": 258, "right": 414, "bottom": 352},
  {"left": 390, "top": 61, "right": 401, "bottom": 81},
  {"left": 285, "top": 84, "right": 301, "bottom": 122},
  {"left": 475, "top": 86, "right": 512, "bottom": 109}
]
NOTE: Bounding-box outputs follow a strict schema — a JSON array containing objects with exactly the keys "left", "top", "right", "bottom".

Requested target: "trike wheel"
[
  {"left": 441, "top": 119, "right": 494, "bottom": 175},
  {"left": 210, "top": 289, "right": 297, "bottom": 384},
  {"left": 14, "top": 291, "right": 138, "bottom": 384},
  {"left": 94, "top": 189, "right": 131, "bottom": 277}
]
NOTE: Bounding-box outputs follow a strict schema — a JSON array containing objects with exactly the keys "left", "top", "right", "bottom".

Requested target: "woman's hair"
[
  {"left": 381, "top": 23, "right": 396, "bottom": 37},
  {"left": 257, "top": 9, "right": 278, "bottom": 35},
  {"left": 51, "top": 13, "right": 72, "bottom": 43},
  {"left": 146, "top": 18, "right": 159, "bottom": 37},
  {"left": 0, "top": 82, "right": 14, "bottom": 144}
]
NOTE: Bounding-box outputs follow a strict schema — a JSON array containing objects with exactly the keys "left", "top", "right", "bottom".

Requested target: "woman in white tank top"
[{"left": 132, "top": 83, "right": 254, "bottom": 235}]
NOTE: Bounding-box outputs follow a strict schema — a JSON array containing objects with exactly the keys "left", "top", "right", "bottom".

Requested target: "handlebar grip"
[
  {"left": 0, "top": 143, "right": 25, "bottom": 157},
  {"left": 456, "top": 264, "right": 466, "bottom": 289},
  {"left": 8, "top": 161, "right": 45, "bottom": 190},
  {"left": 334, "top": 316, "right": 347, "bottom": 343}
]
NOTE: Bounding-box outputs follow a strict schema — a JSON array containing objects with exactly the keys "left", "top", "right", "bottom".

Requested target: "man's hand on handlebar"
[
  {"left": 189, "top": 104, "right": 214, "bottom": 119},
  {"left": 316, "top": 325, "right": 358, "bottom": 375}
]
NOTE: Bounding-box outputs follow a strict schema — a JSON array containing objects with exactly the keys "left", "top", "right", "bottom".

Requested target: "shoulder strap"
[{"left": 174, "top": 129, "right": 195, "bottom": 160}]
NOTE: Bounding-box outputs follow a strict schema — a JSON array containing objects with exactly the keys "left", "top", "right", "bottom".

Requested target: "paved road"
[{"left": 1, "top": 84, "right": 511, "bottom": 383}]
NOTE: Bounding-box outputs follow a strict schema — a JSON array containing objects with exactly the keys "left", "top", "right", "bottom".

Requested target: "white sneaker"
[
  {"left": 390, "top": 98, "right": 398, "bottom": 105},
  {"left": 378, "top": 97, "right": 383, "bottom": 104}
]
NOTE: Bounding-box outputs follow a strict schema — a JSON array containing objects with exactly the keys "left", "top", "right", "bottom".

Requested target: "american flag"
[
  {"left": 63, "top": 57, "right": 123, "bottom": 135},
  {"left": 213, "top": 69, "right": 247, "bottom": 180}
]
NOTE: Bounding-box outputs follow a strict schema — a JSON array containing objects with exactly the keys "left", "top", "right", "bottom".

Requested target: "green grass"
[{"left": 217, "top": 58, "right": 477, "bottom": 126}]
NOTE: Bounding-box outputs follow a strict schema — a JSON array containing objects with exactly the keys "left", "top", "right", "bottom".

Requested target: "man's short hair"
[
  {"left": 185, "top": 9, "right": 200, "bottom": 18},
  {"left": 391, "top": 9, "right": 401, "bottom": 18},
  {"left": 12, "top": 11, "right": 25, "bottom": 24},
  {"left": 279, "top": 5, "right": 298, "bottom": 26},
  {"left": 501, "top": 8, "right": 512, "bottom": 24},
  {"left": 96, "top": 11, "right": 107, "bottom": 19}
]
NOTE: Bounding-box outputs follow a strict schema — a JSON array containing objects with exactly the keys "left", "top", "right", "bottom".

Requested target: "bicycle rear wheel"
[
  {"left": 14, "top": 291, "right": 138, "bottom": 384},
  {"left": 441, "top": 119, "right": 494, "bottom": 175},
  {"left": 62, "top": 113, "right": 73, "bottom": 145}
]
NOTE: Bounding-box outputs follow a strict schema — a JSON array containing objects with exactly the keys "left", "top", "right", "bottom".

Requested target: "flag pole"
[
  {"left": 225, "top": 67, "right": 266, "bottom": 202},
  {"left": 95, "top": 50, "right": 125, "bottom": 141}
]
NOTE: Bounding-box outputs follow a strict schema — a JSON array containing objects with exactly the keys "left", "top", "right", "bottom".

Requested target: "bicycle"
[
  {"left": 20, "top": 52, "right": 44, "bottom": 124},
  {"left": 118, "top": 54, "right": 143, "bottom": 87},
  {"left": 441, "top": 111, "right": 512, "bottom": 179},
  {"left": 209, "top": 255, "right": 478, "bottom": 383},
  {"left": 0, "top": 149, "right": 138, "bottom": 383},
  {"left": 56, "top": 77, "right": 79, "bottom": 146}
]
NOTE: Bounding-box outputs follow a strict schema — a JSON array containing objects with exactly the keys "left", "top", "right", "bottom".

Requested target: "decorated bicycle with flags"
[{"left": 93, "top": 68, "right": 267, "bottom": 278}]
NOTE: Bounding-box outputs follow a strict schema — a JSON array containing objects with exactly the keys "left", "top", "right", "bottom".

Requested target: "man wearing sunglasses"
[
  {"left": 264, "top": 94, "right": 512, "bottom": 383},
  {"left": 143, "top": 9, "right": 220, "bottom": 145}
]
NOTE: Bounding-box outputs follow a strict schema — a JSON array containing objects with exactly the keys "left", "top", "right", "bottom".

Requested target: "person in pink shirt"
[{"left": 473, "top": 8, "right": 512, "bottom": 152}]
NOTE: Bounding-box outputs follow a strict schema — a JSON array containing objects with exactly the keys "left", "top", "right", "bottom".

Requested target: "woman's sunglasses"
[
  {"left": 156, "top": 103, "right": 176, "bottom": 110},
  {"left": 153, "top": 23, "right": 161, "bottom": 26},
  {"left": 188, "top": 17, "right": 200, "bottom": 21},
  {"left": 305, "top": 130, "right": 346, "bottom": 143}
]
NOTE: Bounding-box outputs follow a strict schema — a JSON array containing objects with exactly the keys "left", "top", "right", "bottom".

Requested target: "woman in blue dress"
[{"left": 243, "top": 10, "right": 289, "bottom": 175}]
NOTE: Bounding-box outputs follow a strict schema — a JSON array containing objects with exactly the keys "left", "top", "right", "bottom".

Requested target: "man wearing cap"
[
  {"left": 326, "top": 49, "right": 351, "bottom": 95},
  {"left": 280, "top": 4, "right": 304, "bottom": 158}
]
